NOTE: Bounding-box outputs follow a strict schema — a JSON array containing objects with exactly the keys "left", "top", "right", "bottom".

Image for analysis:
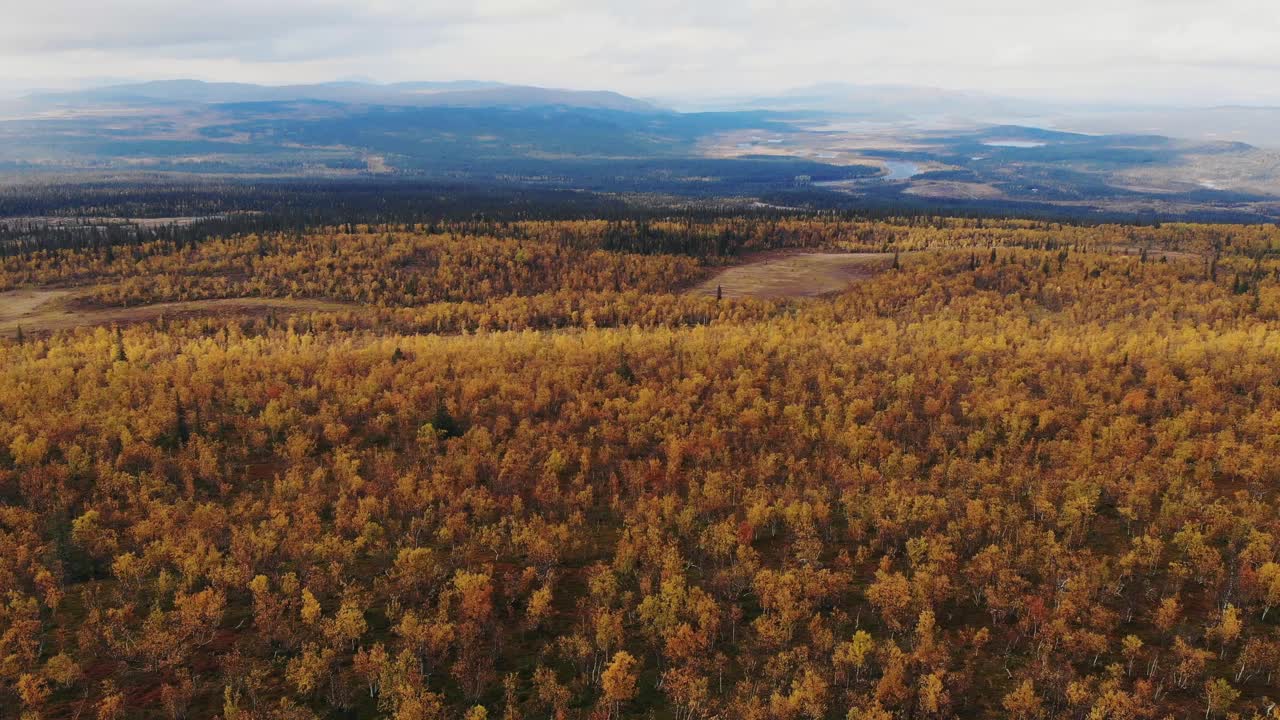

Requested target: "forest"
[{"left": 3, "top": 208, "right": 1280, "bottom": 719}]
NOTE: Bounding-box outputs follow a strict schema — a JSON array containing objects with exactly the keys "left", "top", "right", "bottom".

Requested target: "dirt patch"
[
  {"left": 1111, "top": 246, "right": 1202, "bottom": 261},
  {"left": 0, "top": 289, "right": 76, "bottom": 334},
  {"left": 0, "top": 289, "right": 354, "bottom": 337},
  {"left": 903, "top": 180, "right": 1007, "bottom": 200},
  {"left": 689, "top": 252, "right": 894, "bottom": 300}
]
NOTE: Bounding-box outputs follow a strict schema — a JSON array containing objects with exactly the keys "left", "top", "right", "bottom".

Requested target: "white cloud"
[{"left": 1, "top": 0, "right": 1277, "bottom": 104}]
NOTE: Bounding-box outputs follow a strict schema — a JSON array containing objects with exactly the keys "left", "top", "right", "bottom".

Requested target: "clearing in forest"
[
  {"left": 689, "top": 251, "right": 894, "bottom": 299},
  {"left": 0, "top": 289, "right": 353, "bottom": 337}
]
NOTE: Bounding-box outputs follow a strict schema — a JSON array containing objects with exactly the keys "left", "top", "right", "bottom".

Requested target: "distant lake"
[
  {"left": 982, "top": 140, "right": 1047, "bottom": 148},
  {"left": 883, "top": 161, "right": 921, "bottom": 180}
]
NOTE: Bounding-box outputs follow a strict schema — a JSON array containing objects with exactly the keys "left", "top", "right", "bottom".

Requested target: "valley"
[{"left": 4, "top": 80, "right": 1280, "bottom": 223}]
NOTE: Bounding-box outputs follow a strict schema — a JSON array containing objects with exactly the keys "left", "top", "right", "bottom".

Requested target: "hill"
[
  {"left": 3, "top": 80, "right": 1280, "bottom": 221},
  {"left": 3, "top": 212, "right": 1280, "bottom": 718},
  {"left": 24, "top": 79, "right": 661, "bottom": 113}
]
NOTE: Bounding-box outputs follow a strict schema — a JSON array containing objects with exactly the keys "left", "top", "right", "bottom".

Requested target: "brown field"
[
  {"left": 688, "top": 251, "right": 894, "bottom": 299},
  {"left": 1111, "top": 245, "right": 1202, "bottom": 261},
  {"left": 903, "top": 180, "right": 1007, "bottom": 199},
  {"left": 0, "top": 288, "right": 353, "bottom": 337}
]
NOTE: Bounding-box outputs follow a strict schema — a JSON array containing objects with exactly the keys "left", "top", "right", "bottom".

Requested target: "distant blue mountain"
[{"left": 25, "top": 79, "right": 663, "bottom": 113}]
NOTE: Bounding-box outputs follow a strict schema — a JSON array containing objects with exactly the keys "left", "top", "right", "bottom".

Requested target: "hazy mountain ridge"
[
  {"left": 24, "top": 79, "right": 661, "bottom": 113},
  {"left": 3, "top": 79, "right": 1280, "bottom": 221}
]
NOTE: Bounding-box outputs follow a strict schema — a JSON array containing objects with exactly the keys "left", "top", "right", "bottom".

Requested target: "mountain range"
[
  {"left": 3, "top": 79, "right": 1280, "bottom": 222},
  {"left": 19, "top": 79, "right": 661, "bottom": 114}
]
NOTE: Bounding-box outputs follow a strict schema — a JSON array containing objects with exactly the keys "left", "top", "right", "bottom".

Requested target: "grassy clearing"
[
  {"left": 688, "top": 251, "right": 894, "bottom": 299},
  {"left": 0, "top": 289, "right": 353, "bottom": 337}
]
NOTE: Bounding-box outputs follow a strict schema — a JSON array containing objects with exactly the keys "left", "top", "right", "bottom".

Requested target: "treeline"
[
  {"left": 0, "top": 180, "right": 631, "bottom": 256},
  {"left": 5, "top": 179, "right": 1278, "bottom": 260},
  {"left": 0, "top": 179, "right": 634, "bottom": 221}
]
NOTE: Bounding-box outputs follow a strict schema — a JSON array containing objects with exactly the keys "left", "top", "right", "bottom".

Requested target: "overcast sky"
[{"left": 2, "top": 0, "right": 1278, "bottom": 105}]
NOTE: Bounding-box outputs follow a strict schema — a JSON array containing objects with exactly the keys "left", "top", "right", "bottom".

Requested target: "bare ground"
[
  {"left": 688, "top": 252, "right": 894, "bottom": 300},
  {"left": 0, "top": 289, "right": 354, "bottom": 337},
  {"left": 903, "top": 180, "right": 1007, "bottom": 200}
]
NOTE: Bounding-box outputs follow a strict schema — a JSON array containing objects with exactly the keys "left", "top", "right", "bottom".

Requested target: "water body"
[
  {"left": 982, "top": 140, "right": 1047, "bottom": 148},
  {"left": 883, "top": 161, "right": 922, "bottom": 180}
]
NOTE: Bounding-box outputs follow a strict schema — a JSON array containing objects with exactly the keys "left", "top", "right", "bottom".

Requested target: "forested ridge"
[{"left": 3, "top": 216, "right": 1280, "bottom": 719}]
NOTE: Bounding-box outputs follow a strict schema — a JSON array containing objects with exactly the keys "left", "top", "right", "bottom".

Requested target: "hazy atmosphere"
[{"left": 4, "top": 0, "right": 1280, "bottom": 105}]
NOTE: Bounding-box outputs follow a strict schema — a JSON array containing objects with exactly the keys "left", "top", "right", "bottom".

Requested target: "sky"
[{"left": 2, "top": 0, "right": 1279, "bottom": 106}]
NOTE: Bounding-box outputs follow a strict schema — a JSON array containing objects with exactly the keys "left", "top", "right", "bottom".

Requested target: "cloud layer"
[{"left": 3, "top": 0, "right": 1277, "bottom": 104}]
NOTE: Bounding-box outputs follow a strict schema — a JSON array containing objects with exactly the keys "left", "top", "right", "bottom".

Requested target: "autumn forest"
[{"left": 4, "top": 212, "right": 1280, "bottom": 720}]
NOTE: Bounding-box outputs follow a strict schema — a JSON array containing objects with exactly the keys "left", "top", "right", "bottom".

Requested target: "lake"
[{"left": 883, "top": 161, "right": 921, "bottom": 180}]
